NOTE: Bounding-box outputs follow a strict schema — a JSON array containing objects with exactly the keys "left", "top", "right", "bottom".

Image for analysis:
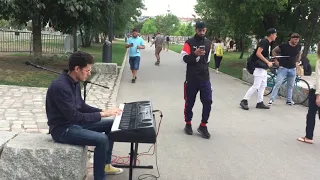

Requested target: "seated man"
[{"left": 45, "top": 51, "right": 123, "bottom": 180}]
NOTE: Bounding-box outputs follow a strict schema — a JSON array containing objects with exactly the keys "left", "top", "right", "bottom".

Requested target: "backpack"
[
  {"left": 216, "top": 44, "right": 223, "bottom": 57},
  {"left": 246, "top": 49, "right": 258, "bottom": 74}
]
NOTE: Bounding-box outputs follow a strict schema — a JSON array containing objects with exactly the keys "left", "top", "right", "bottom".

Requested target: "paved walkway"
[
  {"left": 110, "top": 43, "right": 320, "bottom": 180},
  {"left": 0, "top": 74, "right": 117, "bottom": 133}
]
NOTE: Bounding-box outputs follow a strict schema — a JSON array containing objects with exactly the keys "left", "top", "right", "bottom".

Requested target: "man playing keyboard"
[{"left": 45, "top": 51, "right": 123, "bottom": 180}]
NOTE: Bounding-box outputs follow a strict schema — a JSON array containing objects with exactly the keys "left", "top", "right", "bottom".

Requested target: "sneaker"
[
  {"left": 197, "top": 125, "right": 211, "bottom": 139},
  {"left": 131, "top": 79, "right": 136, "bottom": 83},
  {"left": 184, "top": 124, "right": 193, "bottom": 135},
  {"left": 240, "top": 99, "right": 249, "bottom": 110},
  {"left": 256, "top": 102, "right": 270, "bottom": 109},
  {"left": 268, "top": 100, "right": 274, "bottom": 106},
  {"left": 286, "top": 101, "right": 295, "bottom": 105},
  {"left": 155, "top": 61, "right": 160, "bottom": 66},
  {"left": 105, "top": 164, "right": 123, "bottom": 175}
]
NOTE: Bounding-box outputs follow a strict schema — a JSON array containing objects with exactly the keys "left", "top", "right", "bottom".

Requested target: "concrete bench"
[
  {"left": 0, "top": 132, "right": 88, "bottom": 180},
  {"left": 92, "top": 63, "right": 118, "bottom": 75},
  {"left": 241, "top": 68, "right": 310, "bottom": 107}
]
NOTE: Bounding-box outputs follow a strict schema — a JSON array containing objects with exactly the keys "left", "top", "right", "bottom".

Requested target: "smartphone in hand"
[{"left": 199, "top": 45, "right": 205, "bottom": 50}]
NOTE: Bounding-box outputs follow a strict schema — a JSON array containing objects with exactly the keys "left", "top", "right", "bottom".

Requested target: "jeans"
[
  {"left": 129, "top": 56, "right": 141, "bottom": 70},
  {"left": 270, "top": 67, "right": 296, "bottom": 102},
  {"left": 243, "top": 68, "right": 267, "bottom": 103},
  {"left": 184, "top": 80, "right": 212, "bottom": 123},
  {"left": 51, "top": 118, "right": 114, "bottom": 180}
]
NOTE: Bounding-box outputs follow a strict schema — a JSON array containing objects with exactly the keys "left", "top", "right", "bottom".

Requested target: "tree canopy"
[{"left": 195, "top": 0, "right": 320, "bottom": 55}]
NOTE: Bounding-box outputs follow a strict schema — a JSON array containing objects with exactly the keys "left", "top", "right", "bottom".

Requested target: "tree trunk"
[
  {"left": 95, "top": 33, "right": 100, "bottom": 44},
  {"left": 303, "top": 11, "right": 318, "bottom": 56},
  {"left": 32, "top": 16, "right": 42, "bottom": 57},
  {"left": 72, "top": 26, "right": 78, "bottom": 52}
]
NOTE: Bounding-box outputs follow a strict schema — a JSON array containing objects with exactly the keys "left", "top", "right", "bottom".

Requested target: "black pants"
[
  {"left": 214, "top": 54, "right": 223, "bottom": 69},
  {"left": 306, "top": 89, "right": 318, "bottom": 140},
  {"left": 184, "top": 80, "right": 212, "bottom": 124}
]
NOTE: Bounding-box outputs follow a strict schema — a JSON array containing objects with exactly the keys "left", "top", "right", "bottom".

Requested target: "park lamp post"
[{"left": 103, "top": 0, "right": 122, "bottom": 63}]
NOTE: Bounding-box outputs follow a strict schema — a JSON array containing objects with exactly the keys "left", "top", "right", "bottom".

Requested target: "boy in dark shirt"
[
  {"left": 268, "top": 33, "right": 302, "bottom": 106},
  {"left": 240, "top": 28, "right": 277, "bottom": 110},
  {"left": 46, "top": 51, "right": 123, "bottom": 180}
]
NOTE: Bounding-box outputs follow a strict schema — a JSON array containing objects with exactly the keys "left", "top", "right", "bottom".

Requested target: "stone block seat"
[{"left": 0, "top": 132, "right": 88, "bottom": 180}]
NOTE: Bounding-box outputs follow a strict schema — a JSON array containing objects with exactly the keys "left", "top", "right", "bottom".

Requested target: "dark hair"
[
  {"left": 132, "top": 28, "right": 138, "bottom": 32},
  {"left": 291, "top": 33, "right": 300, "bottom": 39},
  {"left": 217, "top": 39, "right": 221, "bottom": 43},
  {"left": 68, "top": 51, "right": 94, "bottom": 71}
]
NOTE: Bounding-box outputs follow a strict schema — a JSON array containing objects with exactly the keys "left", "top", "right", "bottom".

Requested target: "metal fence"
[
  {"left": 0, "top": 29, "right": 81, "bottom": 54},
  {"left": 141, "top": 35, "right": 190, "bottom": 45}
]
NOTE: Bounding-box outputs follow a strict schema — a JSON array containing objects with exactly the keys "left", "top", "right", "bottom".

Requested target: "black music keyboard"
[{"left": 109, "top": 101, "right": 156, "bottom": 144}]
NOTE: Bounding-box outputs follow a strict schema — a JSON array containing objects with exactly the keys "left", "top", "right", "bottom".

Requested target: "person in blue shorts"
[{"left": 125, "top": 28, "right": 145, "bottom": 83}]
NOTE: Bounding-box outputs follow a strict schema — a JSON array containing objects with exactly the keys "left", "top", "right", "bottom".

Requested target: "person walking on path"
[
  {"left": 125, "top": 28, "right": 145, "bottom": 83},
  {"left": 151, "top": 32, "right": 164, "bottom": 65},
  {"left": 181, "top": 21, "right": 213, "bottom": 139},
  {"left": 239, "top": 28, "right": 277, "bottom": 110},
  {"left": 268, "top": 33, "right": 302, "bottom": 106},
  {"left": 213, "top": 39, "right": 224, "bottom": 73},
  {"left": 297, "top": 41, "right": 320, "bottom": 144}
]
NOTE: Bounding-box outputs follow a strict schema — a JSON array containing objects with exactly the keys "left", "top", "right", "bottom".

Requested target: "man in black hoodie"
[{"left": 180, "top": 21, "right": 212, "bottom": 139}]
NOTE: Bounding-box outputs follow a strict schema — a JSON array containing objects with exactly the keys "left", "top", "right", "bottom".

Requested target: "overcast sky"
[{"left": 141, "top": 0, "right": 198, "bottom": 18}]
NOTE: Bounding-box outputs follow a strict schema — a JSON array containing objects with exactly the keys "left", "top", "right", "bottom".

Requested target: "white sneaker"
[
  {"left": 286, "top": 101, "right": 295, "bottom": 105},
  {"left": 268, "top": 100, "right": 274, "bottom": 106}
]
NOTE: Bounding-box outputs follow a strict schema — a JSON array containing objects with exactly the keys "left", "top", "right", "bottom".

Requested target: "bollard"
[{"left": 102, "top": 40, "right": 112, "bottom": 63}]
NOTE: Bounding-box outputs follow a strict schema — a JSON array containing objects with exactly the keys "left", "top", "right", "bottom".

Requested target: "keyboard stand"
[{"left": 113, "top": 142, "right": 154, "bottom": 180}]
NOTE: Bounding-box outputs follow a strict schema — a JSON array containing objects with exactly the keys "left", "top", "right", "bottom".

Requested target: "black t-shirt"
[
  {"left": 253, "top": 38, "right": 271, "bottom": 69},
  {"left": 278, "top": 42, "right": 301, "bottom": 68}
]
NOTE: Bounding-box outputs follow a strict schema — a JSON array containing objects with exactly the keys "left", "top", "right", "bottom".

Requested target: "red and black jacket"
[{"left": 181, "top": 34, "right": 212, "bottom": 82}]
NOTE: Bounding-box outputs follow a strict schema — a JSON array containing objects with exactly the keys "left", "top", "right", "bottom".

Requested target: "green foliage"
[
  {"left": 141, "top": 19, "right": 157, "bottom": 34},
  {"left": 140, "top": 14, "right": 195, "bottom": 36},
  {"left": 176, "top": 23, "right": 194, "bottom": 36},
  {"left": 195, "top": 0, "right": 320, "bottom": 55},
  {"left": 154, "top": 14, "right": 180, "bottom": 35}
]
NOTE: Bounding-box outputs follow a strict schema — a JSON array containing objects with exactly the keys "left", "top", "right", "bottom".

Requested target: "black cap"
[
  {"left": 195, "top": 21, "right": 206, "bottom": 29},
  {"left": 266, "top": 28, "right": 277, "bottom": 36}
]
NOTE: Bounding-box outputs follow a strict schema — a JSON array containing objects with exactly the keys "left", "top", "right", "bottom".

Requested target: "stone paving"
[{"left": 0, "top": 73, "right": 118, "bottom": 134}]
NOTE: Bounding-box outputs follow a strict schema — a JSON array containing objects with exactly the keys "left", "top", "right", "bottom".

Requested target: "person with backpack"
[
  {"left": 240, "top": 28, "right": 277, "bottom": 110},
  {"left": 213, "top": 39, "right": 224, "bottom": 73}
]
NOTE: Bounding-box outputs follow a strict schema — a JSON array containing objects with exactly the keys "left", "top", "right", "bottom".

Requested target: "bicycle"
[{"left": 263, "top": 67, "right": 310, "bottom": 104}]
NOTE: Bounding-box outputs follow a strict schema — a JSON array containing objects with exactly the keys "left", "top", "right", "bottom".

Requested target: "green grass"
[
  {"left": 0, "top": 70, "right": 59, "bottom": 87},
  {"left": 169, "top": 44, "right": 318, "bottom": 79},
  {"left": 169, "top": 44, "right": 183, "bottom": 54},
  {"left": 81, "top": 40, "right": 126, "bottom": 66},
  {"left": 0, "top": 39, "right": 127, "bottom": 87}
]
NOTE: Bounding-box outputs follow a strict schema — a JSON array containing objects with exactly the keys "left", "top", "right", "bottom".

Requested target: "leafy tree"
[
  {"left": 195, "top": 0, "right": 320, "bottom": 58},
  {"left": 140, "top": 19, "right": 157, "bottom": 34},
  {"left": 154, "top": 14, "right": 180, "bottom": 35}
]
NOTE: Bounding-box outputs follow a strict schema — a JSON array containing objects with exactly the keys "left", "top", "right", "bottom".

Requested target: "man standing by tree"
[
  {"left": 268, "top": 33, "right": 302, "bottom": 106},
  {"left": 151, "top": 32, "right": 164, "bottom": 65},
  {"left": 181, "top": 21, "right": 212, "bottom": 139},
  {"left": 125, "top": 28, "right": 145, "bottom": 83}
]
